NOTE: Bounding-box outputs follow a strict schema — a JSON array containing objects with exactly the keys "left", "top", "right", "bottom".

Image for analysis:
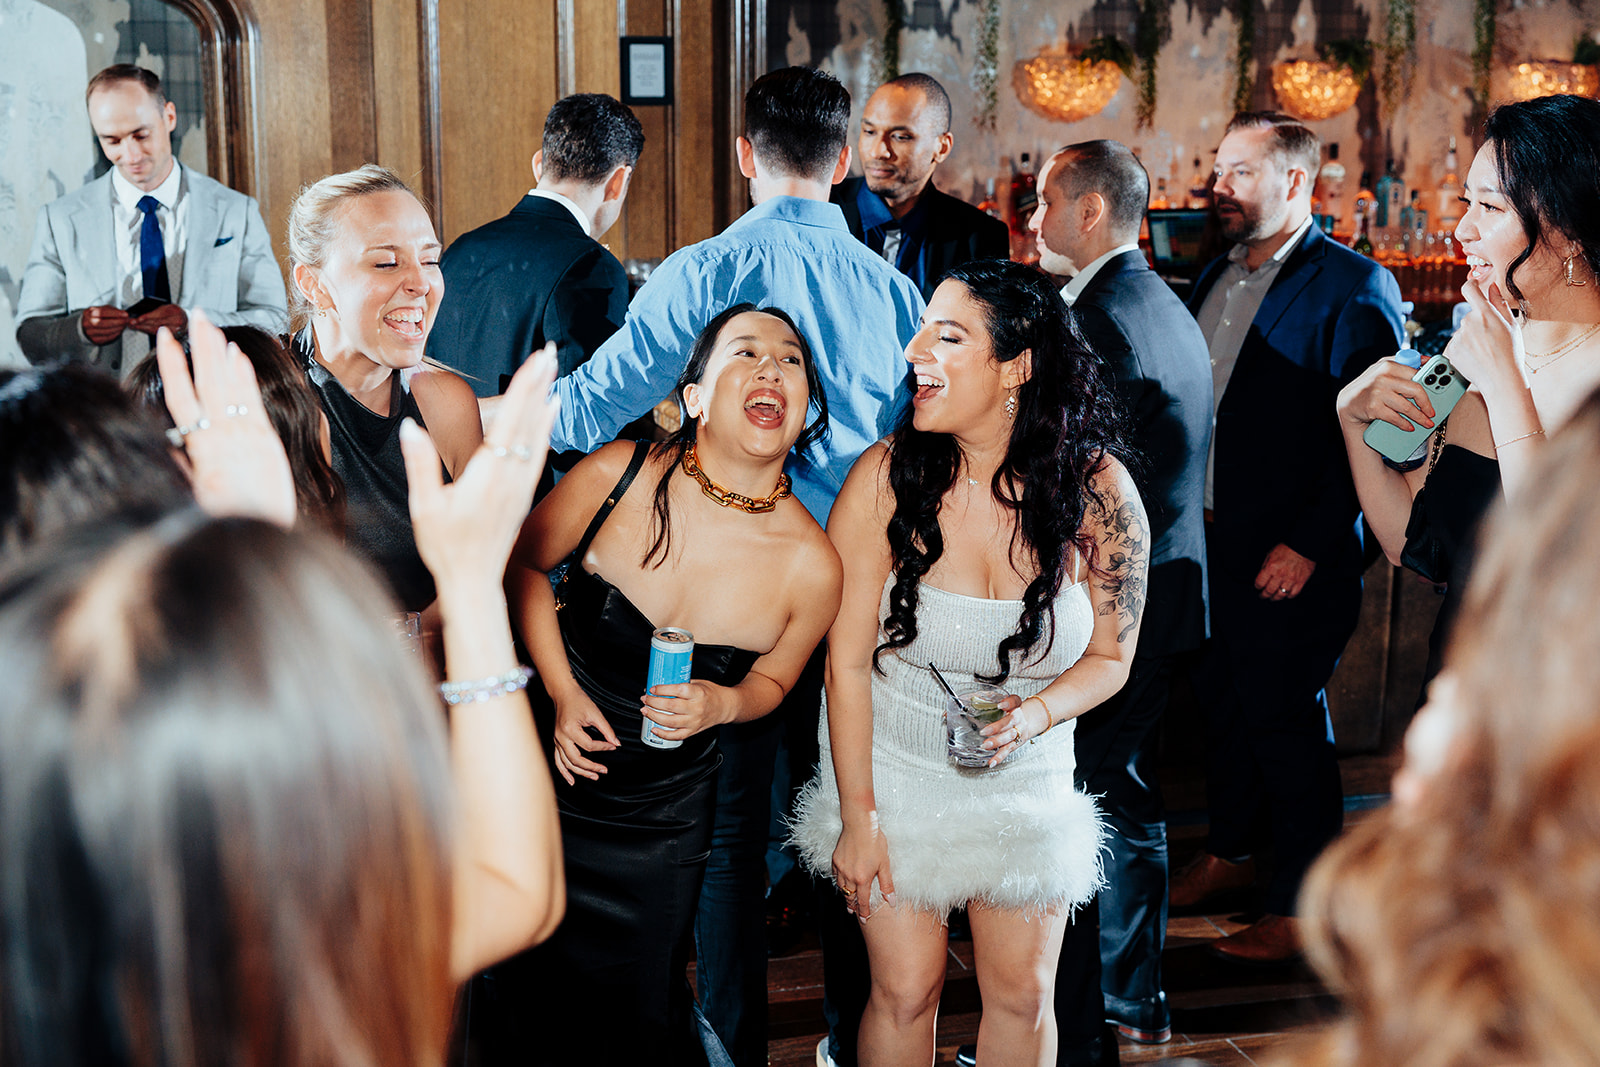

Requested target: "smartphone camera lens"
[
  {"left": 1437, "top": 375, "right": 1452, "bottom": 387},
  {"left": 1424, "top": 375, "right": 1438, "bottom": 385}
]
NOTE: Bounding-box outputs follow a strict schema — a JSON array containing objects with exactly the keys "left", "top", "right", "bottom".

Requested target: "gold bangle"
[
  {"left": 1494, "top": 428, "right": 1545, "bottom": 450},
  {"left": 1024, "top": 695, "right": 1052, "bottom": 736}
]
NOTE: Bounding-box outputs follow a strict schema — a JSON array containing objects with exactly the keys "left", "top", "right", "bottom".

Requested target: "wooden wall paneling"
[
  {"left": 565, "top": 0, "right": 625, "bottom": 256},
  {"left": 436, "top": 0, "right": 560, "bottom": 245},
  {"left": 725, "top": 0, "right": 761, "bottom": 226},
  {"left": 623, "top": 0, "right": 671, "bottom": 259},
  {"left": 323, "top": 0, "right": 380, "bottom": 172},
  {"left": 370, "top": 0, "right": 425, "bottom": 190},
  {"left": 672, "top": 0, "right": 720, "bottom": 245},
  {"left": 251, "top": 0, "right": 336, "bottom": 273}
]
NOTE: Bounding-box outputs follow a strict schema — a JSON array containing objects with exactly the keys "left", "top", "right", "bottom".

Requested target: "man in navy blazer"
[
  {"left": 1024, "top": 140, "right": 1212, "bottom": 1064},
  {"left": 830, "top": 74, "right": 1009, "bottom": 299},
  {"left": 427, "top": 93, "right": 642, "bottom": 414},
  {"left": 16, "top": 65, "right": 287, "bottom": 375},
  {"left": 1171, "top": 112, "right": 1403, "bottom": 963}
]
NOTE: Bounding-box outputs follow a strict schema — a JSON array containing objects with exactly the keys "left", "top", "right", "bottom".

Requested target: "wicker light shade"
[
  {"left": 1012, "top": 45, "right": 1124, "bottom": 122},
  {"left": 1505, "top": 61, "right": 1599, "bottom": 102},
  {"left": 1271, "top": 59, "right": 1362, "bottom": 121}
]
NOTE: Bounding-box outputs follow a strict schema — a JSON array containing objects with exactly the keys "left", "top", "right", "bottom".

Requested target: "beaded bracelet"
[{"left": 439, "top": 665, "right": 534, "bottom": 706}]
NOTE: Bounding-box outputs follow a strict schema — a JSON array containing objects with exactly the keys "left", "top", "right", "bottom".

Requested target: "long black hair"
[
  {"left": 1483, "top": 95, "right": 1600, "bottom": 305},
  {"left": 643, "top": 303, "right": 829, "bottom": 567},
  {"left": 875, "top": 259, "right": 1128, "bottom": 683}
]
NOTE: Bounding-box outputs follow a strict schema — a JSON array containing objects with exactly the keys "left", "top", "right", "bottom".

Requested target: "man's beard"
[{"left": 1216, "top": 196, "right": 1265, "bottom": 243}]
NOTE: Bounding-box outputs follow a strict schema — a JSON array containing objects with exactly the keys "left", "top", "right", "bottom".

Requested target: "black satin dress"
[
  {"left": 1407, "top": 444, "right": 1501, "bottom": 696},
  {"left": 474, "top": 445, "right": 758, "bottom": 1067}
]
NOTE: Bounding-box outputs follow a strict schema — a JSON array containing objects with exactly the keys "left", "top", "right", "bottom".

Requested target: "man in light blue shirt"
[
  {"left": 549, "top": 70, "right": 922, "bottom": 524},
  {"left": 549, "top": 66, "right": 922, "bottom": 1067}
]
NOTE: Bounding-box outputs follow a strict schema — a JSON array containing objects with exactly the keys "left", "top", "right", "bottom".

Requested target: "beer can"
[{"left": 643, "top": 627, "right": 694, "bottom": 749}]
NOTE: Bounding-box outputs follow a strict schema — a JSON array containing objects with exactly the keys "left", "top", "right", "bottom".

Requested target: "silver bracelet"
[{"left": 439, "top": 665, "right": 533, "bottom": 705}]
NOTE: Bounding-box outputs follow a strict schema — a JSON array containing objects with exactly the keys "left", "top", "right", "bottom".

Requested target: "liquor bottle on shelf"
[
  {"left": 977, "top": 178, "right": 1000, "bottom": 219},
  {"left": 1186, "top": 156, "right": 1211, "bottom": 209},
  {"left": 1010, "top": 152, "right": 1038, "bottom": 234},
  {"left": 997, "top": 156, "right": 1014, "bottom": 231},
  {"left": 1150, "top": 176, "right": 1171, "bottom": 210},
  {"left": 1314, "top": 143, "right": 1347, "bottom": 238},
  {"left": 1352, "top": 210, "right": 1373, "bottom": 257},
  {"left": 1352, "top": 170, "right": 1375, "bottom": 247},
  {"left": 1375, "top": 154, "right": 1404, "bottom": 233},
  {"left": 1435, "top": 137, "right": 1464, "bottom": 233}
]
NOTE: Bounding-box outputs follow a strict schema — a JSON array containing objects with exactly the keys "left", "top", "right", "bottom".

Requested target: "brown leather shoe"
[
  {"left": 1168, "top": 852, "right": 1256, "bottom": 909},
  {"left": 1210, "top": 914, "right": 1301, "bottom": 964}
]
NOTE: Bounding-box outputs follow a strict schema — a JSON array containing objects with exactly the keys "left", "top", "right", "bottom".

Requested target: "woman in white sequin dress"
[{"left": 793, "top": 260, "right": 1150, "bottom": 1067}]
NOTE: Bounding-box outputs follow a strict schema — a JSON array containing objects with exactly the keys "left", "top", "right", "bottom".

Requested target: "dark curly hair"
[
  {"left": 875, "top": 259, "right": 1128, "bottom": 684},
  {"left": 1482, "top": 95, "right": 1600, "bottom": 305},
  {"left": 644, "top": 303, "right": 829, "bottom": 567}
]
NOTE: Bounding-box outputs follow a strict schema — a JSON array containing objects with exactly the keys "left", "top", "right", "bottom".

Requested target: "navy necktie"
[{"left": 136, "top": 195, "right": 171, "bottom": 302}]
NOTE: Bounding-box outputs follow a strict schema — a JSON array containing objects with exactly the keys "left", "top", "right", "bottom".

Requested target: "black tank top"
[{"left": 296, "top": 330, "right": 437, "bottom": 611}]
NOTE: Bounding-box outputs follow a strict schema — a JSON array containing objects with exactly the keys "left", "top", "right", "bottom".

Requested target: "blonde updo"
[{"left": 285, "top": 164, "right": 422, "bottom": 333}]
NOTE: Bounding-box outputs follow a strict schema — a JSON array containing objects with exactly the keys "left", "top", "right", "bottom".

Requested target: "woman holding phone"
[{"left": 1337, "top": 94, "right": 1600, "bottom": 692}]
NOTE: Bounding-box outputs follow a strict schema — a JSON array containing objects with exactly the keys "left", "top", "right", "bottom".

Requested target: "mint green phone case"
[{"left": 1362, "top": 355, "right": 1469, "bottom": 464}]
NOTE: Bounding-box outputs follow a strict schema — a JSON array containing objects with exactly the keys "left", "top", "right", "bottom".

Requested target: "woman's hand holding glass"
[{"left": 979, "top": 693, "right": 1051, "bottom": 767}]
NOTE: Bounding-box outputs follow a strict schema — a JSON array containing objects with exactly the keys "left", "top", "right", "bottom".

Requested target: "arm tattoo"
[{"left": 1095, "top": 495, "right": 1150, "bottom": 644}]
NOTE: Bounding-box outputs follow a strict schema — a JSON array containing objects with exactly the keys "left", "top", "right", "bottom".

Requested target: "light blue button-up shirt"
[{"left": 550, "top": 195, "right": 925, "bottom": 524}]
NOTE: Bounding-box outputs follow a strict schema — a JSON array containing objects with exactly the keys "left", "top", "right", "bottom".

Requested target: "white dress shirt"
[
  {"left": 1059, "top": 242, "right": 1142, "bottom": 307},
  {"left": 1196, "top": 215, "right": 1314, "bottom": 507},
  {"left": 529, "top": 188, "right": 591, "bottom": 236}
]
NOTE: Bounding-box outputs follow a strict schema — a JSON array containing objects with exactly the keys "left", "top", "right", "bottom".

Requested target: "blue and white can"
[{"left": 643, "top": 627, "right": 694, "bottom": 749}]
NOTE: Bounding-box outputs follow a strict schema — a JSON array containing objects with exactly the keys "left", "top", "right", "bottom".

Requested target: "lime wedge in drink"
[{"left": 965, "top": 698, "right": 1007, "bottom": 725}]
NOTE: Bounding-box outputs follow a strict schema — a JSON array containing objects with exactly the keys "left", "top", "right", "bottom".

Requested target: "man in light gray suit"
[{"left": 16, "top": 64, "right": 287, "bottom": 374}]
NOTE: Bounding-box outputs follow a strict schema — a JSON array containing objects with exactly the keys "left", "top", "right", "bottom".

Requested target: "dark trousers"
[
  {"left": 1056, "top": 655, "right": 1174, "bottom": 1049},
  {"left": 694, "top": 650, "right": 826, "bottom": 1067},
  {"left": 1196, "top": 538, "right": 1357, "bottom": 916}
]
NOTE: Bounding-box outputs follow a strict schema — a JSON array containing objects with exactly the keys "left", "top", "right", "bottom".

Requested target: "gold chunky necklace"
[
  {"left": 1527, "top": 322, "right": 1600, "bottom": 373},
  {"left": 681, "top": 446, "right": 791, "bottom": 513}
]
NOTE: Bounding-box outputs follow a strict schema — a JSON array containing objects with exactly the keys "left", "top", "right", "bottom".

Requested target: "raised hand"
[{"left": 156, "top": 309, "right": 296, "bottom": 527}]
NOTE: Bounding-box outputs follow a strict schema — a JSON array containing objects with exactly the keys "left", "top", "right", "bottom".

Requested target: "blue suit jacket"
[{"left": 1190, "top": 224, "right": 1403, "bottom": 590}]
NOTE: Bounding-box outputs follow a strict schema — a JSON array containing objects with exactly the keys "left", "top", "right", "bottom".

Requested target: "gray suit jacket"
[{"left": 15, "top": 166, "right": 289, "bottom": 371}]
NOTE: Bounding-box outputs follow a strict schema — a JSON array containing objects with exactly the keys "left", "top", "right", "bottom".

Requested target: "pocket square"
[{"left": 214, "top": 235, "right": 234, "bottom": 247}]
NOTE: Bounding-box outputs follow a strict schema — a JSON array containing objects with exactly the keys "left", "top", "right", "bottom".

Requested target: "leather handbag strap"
[{"left": 572, "top": 440, "right": 652, "bottom": 561}]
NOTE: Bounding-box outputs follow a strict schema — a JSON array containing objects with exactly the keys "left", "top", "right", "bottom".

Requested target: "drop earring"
[{"left": 1004, "top": 391, "right": 1017, "bottom": 420}]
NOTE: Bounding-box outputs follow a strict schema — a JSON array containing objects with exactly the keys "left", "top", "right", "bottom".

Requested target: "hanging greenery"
[
  {"left": 1134, "top": 0, "right": 1170, "bottom": 130},
  {"left": 1574, "top": 30, "right": 1600, "bottom": 65},
  {"left": 1378, "top": 0, "right": 1416, "bottom": 117},
  {"left": 1233, "top": 0, "right": 1256, "bottom": 112},
  {"left": 880, "top": 0, "right": 904, "bottom": 82},
  {"left": 1471, "top": 0, "right": 1496, "bottom": 109},
  {"left": 1318, "top": 39, "right": 1374, "bottom": 83},
  {"left": 974, "top": 0, "right": 1002, "bottom": 130}
]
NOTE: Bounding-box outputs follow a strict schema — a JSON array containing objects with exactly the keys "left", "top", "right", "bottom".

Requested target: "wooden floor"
[{"left": 756, "top": 752, "right": 1400, "bottom": 1067}]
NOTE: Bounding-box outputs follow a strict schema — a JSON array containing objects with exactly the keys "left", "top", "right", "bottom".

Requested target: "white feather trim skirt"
[{"left": 790, "top": 697, "right": 1105, "bottom": 918}]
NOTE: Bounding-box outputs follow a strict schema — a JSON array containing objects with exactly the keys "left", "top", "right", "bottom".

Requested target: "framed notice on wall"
[{"left": 621, "top": 36, "right": 673, "bottom": 105}]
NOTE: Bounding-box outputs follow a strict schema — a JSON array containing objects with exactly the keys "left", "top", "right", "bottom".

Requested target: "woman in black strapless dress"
[
  {"left": 1338, "top": 95, "right": 1600, "bottom": 704},
  {"left": 482, "top": 305, "right": 842, "bottom": 1066}
]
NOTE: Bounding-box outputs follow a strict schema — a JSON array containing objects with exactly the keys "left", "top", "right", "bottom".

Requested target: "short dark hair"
[
  {"left": 85, "top": 64, "right": 166, "bottom": 108},
  {"left": 1225, "top": 110, "right": 1320, "bottom": 179},
  {"left": 744, "top": 67, "right": 851, "bottom": 180},
  {"left": 884, "top": 72, "right": 951, "bottom": 134},
  {"left": 1052, "top": 140, "right": 1150, "bottom": 240},
  {"left": 540, "top": 93, "right": 645, "bottom": 186},
  {"left": 1484, "top": 95, "right": 1600, "bottom": 304}
]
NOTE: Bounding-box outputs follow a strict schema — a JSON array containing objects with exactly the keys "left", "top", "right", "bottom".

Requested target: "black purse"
[{"left": 1399, "top": 419, "right": 1449, "bottom": 586}]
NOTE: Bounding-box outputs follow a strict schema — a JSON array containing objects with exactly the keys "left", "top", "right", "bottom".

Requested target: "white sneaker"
[{"left": 816, "top": 1037, "right": 838, "bottom": 1067}]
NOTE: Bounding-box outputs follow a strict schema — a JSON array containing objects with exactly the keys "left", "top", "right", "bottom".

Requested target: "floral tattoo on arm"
[{"left": 1095, "top": 490, "right": 1150, "bottom": 644}]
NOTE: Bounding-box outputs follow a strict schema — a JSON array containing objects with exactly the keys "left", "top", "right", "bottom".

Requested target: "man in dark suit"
[
  {"left": 830, "top": 73, "right": 1009, "bottom": 299},
  {"left": 1174, "top": 112, "right": 1403, "bottom": 963},
  {"left": 427, "top": 93, "right": 642, "bottom": 416},
  {"left": 1016, "top": 140, "right": 1211, "bottom": 1066}
]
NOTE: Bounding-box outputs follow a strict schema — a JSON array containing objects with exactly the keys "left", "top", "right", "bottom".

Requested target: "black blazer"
[
  {"left": 1189, "top": 224, "right": 1404, "bottom": 593},
  {"left": 1071, "top": 250, "right": 1214, "bottom": 657},
  {"left": 831, "top": 177, "right": 1011, "bottom": 300},
  {"left": 427, "top": 195, "right": 629, "bottom": 397}
]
